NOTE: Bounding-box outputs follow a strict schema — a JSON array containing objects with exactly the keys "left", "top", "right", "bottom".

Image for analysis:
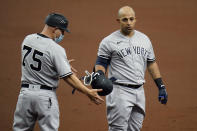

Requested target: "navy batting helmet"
[
  {"left": 91, "top": 70, "right": 113, "bottom": 96},
  {"left": 45, "top": 13, "right": 70, "bottom": 33}
]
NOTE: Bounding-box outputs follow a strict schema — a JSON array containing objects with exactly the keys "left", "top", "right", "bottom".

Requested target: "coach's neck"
[{"left": 40, "top": 25, "right": 55, "bottom": 39}]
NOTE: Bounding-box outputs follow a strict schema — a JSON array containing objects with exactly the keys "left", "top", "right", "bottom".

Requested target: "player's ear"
[
  {"left": 53, "top": 28, "right": 58, "bottom": 33},
  {"left": 52, "top": 28, "right": 58, "bottom": 39},
  {"left": 116, "top": 18, "right": 120, "bottom": 23},
  {"left": 52, "top": 28, "right": 56, "bottom": 33},
  {"left": 134, "top": 17, "right": 137, "bottom": 23}
]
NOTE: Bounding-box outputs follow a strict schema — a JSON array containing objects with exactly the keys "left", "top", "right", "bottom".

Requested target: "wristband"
[{"left": 154, "top": 78, "right": 165, "bottom": 89}]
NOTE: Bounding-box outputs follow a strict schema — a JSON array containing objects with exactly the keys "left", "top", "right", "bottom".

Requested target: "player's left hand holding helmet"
[{"left": 83, "top": 70, "right": 113, "bottom": 96}]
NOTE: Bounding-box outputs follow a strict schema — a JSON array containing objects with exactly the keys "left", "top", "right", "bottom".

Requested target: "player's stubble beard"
[{"left": 121, "top": 27, "right": 134, "bottom": 37}]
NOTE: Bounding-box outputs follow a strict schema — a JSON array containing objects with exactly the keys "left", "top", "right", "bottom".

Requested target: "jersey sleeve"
[
  {"left": 52, "top": 46, "right": 72, "bottom": 78},
  {"left": 147, "top": 38, "right": 156, "bottom": 62},
  {"left": 97, "top": 39, "right": 112, "bottom": 60}
]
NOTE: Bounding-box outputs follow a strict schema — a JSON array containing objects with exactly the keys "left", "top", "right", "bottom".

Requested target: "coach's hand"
[
  {"left": 87, "top": 89, "right": 104, "bottom": 105},
  {"left": 158, "top": 86, "right": 168, "bottom": 104}
]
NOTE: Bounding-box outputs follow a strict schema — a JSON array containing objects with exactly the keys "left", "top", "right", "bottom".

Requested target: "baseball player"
[
  {"left": 93, "top": 6, "right": 168, "bottom": 131},
  {"left": 13, "top": 13, "right": 103, "bottom": 131}
]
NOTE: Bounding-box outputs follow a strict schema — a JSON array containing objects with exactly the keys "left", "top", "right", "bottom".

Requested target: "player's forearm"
[
  {"left": 148, "top": 61, "right": 167, "bottom": 104},
  {"left": 147, "top": 61, "right": 162, "bottom": 79},
  {"left": 63, "top": 74, "right": 90, "bottom": 95},
  {"left": 95, "top": 65, "right": 106, "bottom": 73}
]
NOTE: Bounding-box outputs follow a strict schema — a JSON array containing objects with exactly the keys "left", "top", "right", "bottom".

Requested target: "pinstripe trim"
[
  {"left": 147, "top": 58, "right": 156, "bottom": 62},
  {"left": 98, "top": 55, "right": 110, "bottom": 60},
  {"left": 59, "top": 72, "right": 73, "bottom": 78}
]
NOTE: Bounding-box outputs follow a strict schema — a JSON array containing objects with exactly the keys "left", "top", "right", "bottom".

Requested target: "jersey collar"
[{"left": 37, "top": 33, "right": 50, "bottom": 38}]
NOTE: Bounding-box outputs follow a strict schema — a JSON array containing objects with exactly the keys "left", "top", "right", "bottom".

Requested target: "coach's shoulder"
[
  {"left": 24, "top": 33, "right": 36, "bottom": 40},
  {"left": 50, "top": 41, "right": 65, "bottom": 51}
]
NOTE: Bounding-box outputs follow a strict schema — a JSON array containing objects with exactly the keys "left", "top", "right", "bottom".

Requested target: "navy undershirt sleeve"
[{"left": 95, "top": 56, "right": 111, "bottom": 70}]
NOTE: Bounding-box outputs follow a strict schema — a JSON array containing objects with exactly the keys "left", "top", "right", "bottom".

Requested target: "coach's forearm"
[
  {"left": 63, "top": 74, "right": 90, "bottom": 95},
  {"left": 147, "top": 61, "right": 162, "bottom": 79},
  {"left": 95, "top": 65, "right": 106, "bottom": 73}
]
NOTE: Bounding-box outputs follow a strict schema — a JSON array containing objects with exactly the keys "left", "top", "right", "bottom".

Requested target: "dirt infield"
[{"left": 0, "top": 0, "right": 197, "bottom": 130}]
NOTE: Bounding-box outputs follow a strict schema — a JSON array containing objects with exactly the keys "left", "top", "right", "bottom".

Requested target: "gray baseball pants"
[
  {"left": 13, "top": 85, "right": 59, "bottom": 131},
  {"left": 106, "top": 85, "right": 145, "bottom": 131}
]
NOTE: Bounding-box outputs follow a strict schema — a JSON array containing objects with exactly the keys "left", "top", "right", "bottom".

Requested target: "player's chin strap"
[{"left": 72, "top": 70, "right": 94, "bottom": 95}]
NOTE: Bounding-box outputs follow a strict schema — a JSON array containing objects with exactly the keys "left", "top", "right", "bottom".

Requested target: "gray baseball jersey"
[
  {"left": 13, "top": 33, "right": 72, "bottom": 131},
  {"left": 97, "top": 30, "right": 155, "bottom": 131},
  {"left": 98, "top": 30, "right": 155, "bottom": 85},
  {"left": 21, "top": 33, "right": 72, "bottom": 87}
]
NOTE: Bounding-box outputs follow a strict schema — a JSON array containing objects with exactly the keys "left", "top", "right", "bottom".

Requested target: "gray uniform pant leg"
[
  {"left": 37, "top": 90, "right": 60, "bottom": 131},
  {"left": 13, "top": 88, "right": 59, "bottom": 131},
  {"left": 13, "top": 89, "right": 37, "bottom": 131},
  {"left": 106, "top": 85, "right": 145, "bottom": 131},
  {"left": 127, "top": 106, "right": 144, "bottom": 131}
]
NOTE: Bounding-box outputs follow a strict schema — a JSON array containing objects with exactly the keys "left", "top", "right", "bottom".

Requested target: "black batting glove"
[
  {"left": 155, "top": 78, "right": 168, "bottom": 105},
  {"left": 158, "top": 85, "right": 168, "bottom": 104}
]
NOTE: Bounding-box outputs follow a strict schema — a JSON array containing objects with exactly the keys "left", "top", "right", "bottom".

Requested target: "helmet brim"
[{"left": 65, "top": 28, "right": 70, "bottom": 33}]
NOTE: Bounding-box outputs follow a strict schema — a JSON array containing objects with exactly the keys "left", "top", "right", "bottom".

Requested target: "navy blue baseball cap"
[{"left": 45, "top": 13, "right": 70, "bottom": 33}]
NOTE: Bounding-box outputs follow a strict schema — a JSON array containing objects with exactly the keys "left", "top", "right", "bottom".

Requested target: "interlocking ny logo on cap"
[{"left": 60, "top": 20, "right": 66, "bottom": 24}]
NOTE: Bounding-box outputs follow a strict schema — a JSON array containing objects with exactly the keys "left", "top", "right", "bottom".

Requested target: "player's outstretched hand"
[
  {"left": 87, "top": 89, "right": 104, "bottom": 105},
  {"left": 158, "top": 87, "right": 168, "bottom": 105}
]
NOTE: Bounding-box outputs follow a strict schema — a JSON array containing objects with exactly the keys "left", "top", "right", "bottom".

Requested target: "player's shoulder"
[
  {"left": 134, "top": 30, "right": 150, "bottom": 40},
  {"left": 134, "top": 30, "right": 153, "bottom": 47},
  {"left": 104, "top": 30, "right": 120, "bottom": 39},
  {"left": 101, "top": 30, "right": 121, "bottom": 43}
]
